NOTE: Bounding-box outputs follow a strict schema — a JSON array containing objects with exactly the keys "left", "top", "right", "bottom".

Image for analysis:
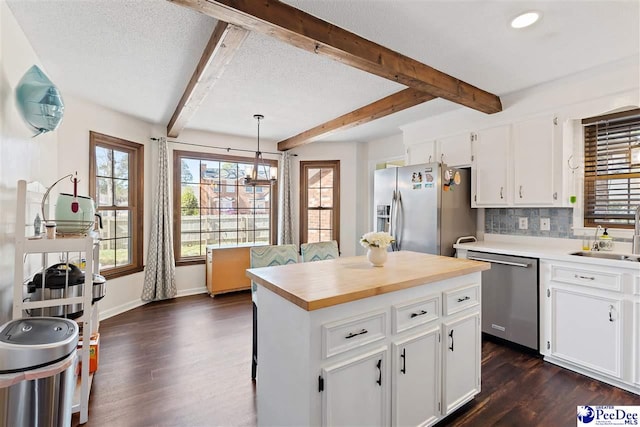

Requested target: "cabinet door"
[
  {"left": 407, "top": 141, "right": 436, "bottom": 165},
  {"left": 472, "top": 125, "right": 510, "bottom": 206},
  {"left": 442, "top": 312, "right": 480, "bottom": 415},
  {"left": 550, "top": 288, "right": 622, "bottom": 378},
  {"left": 322, "top": 348, "right": 387, "bottom": 427},
  {"left": 392, "top": 326, "right": 440, "bottom": 427},
  {"left": 635, "top": 300, "right": 640, "bottom": 386},
  {"left": 438, "top": 133, "right": 472, "bottom": 167},
  {"left": 513, "top": 115, "right": 557, "bottom": 205}
]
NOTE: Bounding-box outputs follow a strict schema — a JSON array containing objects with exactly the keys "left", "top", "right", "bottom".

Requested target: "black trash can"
[{"left": 0, "top": 317, "right": 78, "bottom": 427}]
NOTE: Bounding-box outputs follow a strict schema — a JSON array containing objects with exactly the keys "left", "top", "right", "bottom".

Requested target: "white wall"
[{"left": 0, "top": 3, "right": 60, "bottom": 323}]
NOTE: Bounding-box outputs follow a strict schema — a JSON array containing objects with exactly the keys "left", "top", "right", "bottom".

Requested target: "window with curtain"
[
  {"left": 300, "top": 160, "right": 340, "bottom": 245},
  {"left": 583, "top": 108, "right": 640, "bottom": 229},
  {"left": 173, "top": 150, "right": 278, "bottom": 263},
  {"left": 89, "top": 131, "right": 144, "bottom": 278}
]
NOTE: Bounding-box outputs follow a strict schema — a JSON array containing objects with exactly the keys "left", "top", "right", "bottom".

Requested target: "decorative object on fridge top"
[
  {"left": 15, "top": 65, "right": 65, "bottom": 137},
  {"left": 41, "top": 173, "right": 101, "bottom": 235}
]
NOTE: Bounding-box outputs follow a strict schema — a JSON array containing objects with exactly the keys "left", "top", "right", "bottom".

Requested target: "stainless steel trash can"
[{"left": 0, "top": 317, "right": 78, "bottom": 427}]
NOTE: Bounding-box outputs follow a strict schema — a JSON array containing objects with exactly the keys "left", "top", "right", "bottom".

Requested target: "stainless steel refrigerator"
[{"left": 373, "top": 163, "right": 476, "bottom": 256}]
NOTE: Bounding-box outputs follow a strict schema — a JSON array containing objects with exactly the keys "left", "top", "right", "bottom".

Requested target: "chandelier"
[{"left": 244, "top": 114, "right": 277, "bottom": 186}]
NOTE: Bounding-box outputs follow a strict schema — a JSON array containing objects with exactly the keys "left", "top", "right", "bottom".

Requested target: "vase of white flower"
[{"left": 360, "top": 231, "right": 395, "bottom": 267}]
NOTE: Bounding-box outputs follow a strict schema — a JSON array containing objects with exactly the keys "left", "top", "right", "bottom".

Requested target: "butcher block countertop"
[{"left": 246, "top": 250, "right": 490, "bottom": 311}]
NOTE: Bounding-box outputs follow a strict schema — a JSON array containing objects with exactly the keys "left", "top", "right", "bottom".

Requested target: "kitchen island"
[{"left": 247, "top": 250, "right": 489, "bottom": 426}]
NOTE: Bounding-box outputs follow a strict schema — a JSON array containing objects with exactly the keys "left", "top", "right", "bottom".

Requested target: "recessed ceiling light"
[{"left": 511, "top": 11, "right": 541, "bottom": 29}]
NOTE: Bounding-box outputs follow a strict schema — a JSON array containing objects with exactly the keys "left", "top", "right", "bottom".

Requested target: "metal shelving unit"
[{"left": 13, "top": 180, "right": 100, "bottom": 425}]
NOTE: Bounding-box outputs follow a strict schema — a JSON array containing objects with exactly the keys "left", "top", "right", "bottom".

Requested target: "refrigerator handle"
[
  {"left": 390, "top": 190, "right": 396, "bottom": 239},
  {"left": 395, "top": 191, "right": 403, "bottom": 251}
]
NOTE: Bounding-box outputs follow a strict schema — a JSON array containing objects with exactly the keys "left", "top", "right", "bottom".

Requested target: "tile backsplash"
[{"left": 485, "top": 208, "right": 575, "bottom": 238}]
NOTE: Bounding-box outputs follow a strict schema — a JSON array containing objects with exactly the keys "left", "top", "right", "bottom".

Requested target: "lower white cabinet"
[
  {"left": 255, "top": 272, "right": 484, "bottom": 426},
  {"left": 635, "top": 300, "right": 640, "bottom": 386},
  {"left": 322, "top": 348, "right": 387, "bottom": 427},
  {"left": 391, "top": 326, "right": 440, "bottom": 427},
  {"left": 540, "top": 259, "right": 639, "bottom": 395},
  {"left": 443, "top": 312, "right": 481, "bottom": 414},
  {"left": 549, "top": 288, "right": 622, "bottom": 377}
]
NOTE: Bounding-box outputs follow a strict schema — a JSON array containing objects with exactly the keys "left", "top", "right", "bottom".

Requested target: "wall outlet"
[
  {"left": 540, "top": 217, "right": 551, "bottom": 231},
  {"left": 518, "top": 217, "right": 528, "bottom": 230}
]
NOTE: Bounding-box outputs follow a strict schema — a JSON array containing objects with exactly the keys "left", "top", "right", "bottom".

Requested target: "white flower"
[{"left": 360, "top": 231, "right": 395, "bottom": 249}]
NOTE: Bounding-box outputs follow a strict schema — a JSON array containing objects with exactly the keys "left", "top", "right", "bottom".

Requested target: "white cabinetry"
[
  {"left": 443, "top": 312, "right": 481, "bottom": 414},
  {"left": 471, "top": 115, "right": 562, "bottom": 207},
  {"left": 438, "top": 133, "right": 473, "bottom": 167},
  {"left": 540, "top": 259, "right": 639, "bottom": 395},
  {"left": 13, "top": 180, "right": 99, "bottom": 424},
  {"left": 256, "top": 272, "right": 483, "bottom": 426},
  {"left": 392, "top": 326, "right": 440, "bottom": 427},
  {"left": 550, "top": 288, "right": 622, "bottom": 377},
  {"left": 513, "top": 115, "right": 559, "bottom": 205},
  {"left": 472, "top": 125, "right": 510, "bottom": 206},
  {"left": 322, "top": 348, "right": 387, "bottom": 427}
]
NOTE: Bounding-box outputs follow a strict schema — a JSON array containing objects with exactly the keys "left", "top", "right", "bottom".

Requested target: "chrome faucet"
[
  {"left": 633, "top": 206, "right": 640, "bottom": 255},
  {"left": 592, "top": 225, "right": 602, "bottom": 251}
]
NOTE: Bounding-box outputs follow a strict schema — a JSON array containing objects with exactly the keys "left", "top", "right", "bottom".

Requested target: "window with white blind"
[{"left": 583, "top": 108, "right": 640, "bottom": 229}]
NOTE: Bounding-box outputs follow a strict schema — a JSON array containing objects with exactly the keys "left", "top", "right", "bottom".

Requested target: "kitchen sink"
[{"left": 569, "top": 251, "right": 640, "bottom": 262}]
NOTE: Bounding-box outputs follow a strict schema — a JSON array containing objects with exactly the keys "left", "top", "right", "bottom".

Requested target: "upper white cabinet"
[
  {"left": 513, "top": 115, "right": 559, "bottom": 205},
  {"left": 471, "top": 114, "right": 563, "bottom": 207},
  {"left": 438, "top": 133, "right": 473, "bottom": 167},
  {"left": 472, "top": 125, "right": 511, "bottom": 206}
]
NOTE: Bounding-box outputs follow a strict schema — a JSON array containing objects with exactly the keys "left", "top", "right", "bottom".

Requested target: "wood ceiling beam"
[
  {"left": 167, "top": 20, "right": 249, "bottom": 138},
  {"left": 168, "top": 0, "right": 502, "bottom": 115},
  {"left": 277, "top": 88, "right": 436, "bottom": 151}
]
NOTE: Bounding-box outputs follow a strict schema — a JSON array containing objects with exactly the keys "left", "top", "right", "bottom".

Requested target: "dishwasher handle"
[{"left": 467, "top": 256, "right": 530, "bottom": 268}]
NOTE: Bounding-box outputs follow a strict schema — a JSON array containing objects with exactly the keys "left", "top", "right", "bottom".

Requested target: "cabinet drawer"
[
  {"left": 322, "top": 310, "right": 386, "bottom": 358},
  {"left": 443, "top": 284, "right": 480, "bottom": 316},
  {"left": 392, "top": 295, "right": 440, "bottom": 334},
  {"left": 550, "top": 265, "right": 622, "bottom": 292}
]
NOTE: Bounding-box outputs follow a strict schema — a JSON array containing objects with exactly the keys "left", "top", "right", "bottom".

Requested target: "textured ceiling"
[{"left": 7, "top": 0, "right": 640, "bottom": 144}]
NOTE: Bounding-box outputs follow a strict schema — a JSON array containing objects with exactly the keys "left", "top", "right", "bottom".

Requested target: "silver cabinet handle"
[
  {"left": 574, "top": 274, "right": 595, "bottom": 281},
  {"left": 500, "top": 187, "right": 504, "bottom": 199},
  {"left": 519, "top": 185, "right": 523, "bottom": 199}
]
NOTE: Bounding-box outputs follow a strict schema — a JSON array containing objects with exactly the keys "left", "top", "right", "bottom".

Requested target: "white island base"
[{"left": 250, "top": 251, "right": 487, "bottom": 426}]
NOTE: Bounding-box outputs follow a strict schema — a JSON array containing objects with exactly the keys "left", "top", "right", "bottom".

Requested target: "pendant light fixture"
[{"left": 244, "top": 114, "right": 277, "bottom": 186}]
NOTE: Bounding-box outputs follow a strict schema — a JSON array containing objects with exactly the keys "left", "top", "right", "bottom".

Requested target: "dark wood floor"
[{"left": 74, "top": 292, "right": 639, "bottom": 427}]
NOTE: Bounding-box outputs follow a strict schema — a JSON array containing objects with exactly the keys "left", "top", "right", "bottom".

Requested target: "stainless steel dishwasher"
[{"left": 466, "top": 251, "right": 539, "bottom": 351}]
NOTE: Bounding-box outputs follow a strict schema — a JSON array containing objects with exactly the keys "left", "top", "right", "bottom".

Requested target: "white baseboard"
[{"left": 98, "top": 286, "right": 208, "bottom": 321}]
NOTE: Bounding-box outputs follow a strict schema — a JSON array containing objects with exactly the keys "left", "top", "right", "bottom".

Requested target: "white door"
[
  {"left": 635, "top": 300, "right": 640, "bottom": 385},
  {"left": 513, "top": 115, "right": 557, "bottom": 205},
  {"left": 472, "top": 125, "right": 510, "bottom": 206},
  {"left": 392, "top": 326, "right": 440, "bottom": 427},
  {"left": 633, "top": 300, "right": 640, "bottom": 386},
  {"left": 438, "top": 133, "right": 472, "bottom": 167},
  {"left": 550, "top": 288, "right": 622, "bottom": 378},
  {"left": 321, "top": 347, "right": 388, "bottom": 427},
  {"left": 442, "top": 313, "right": 481, "bottom": 414}
]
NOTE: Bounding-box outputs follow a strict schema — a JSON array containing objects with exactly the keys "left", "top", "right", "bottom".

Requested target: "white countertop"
[{"left": 454, "top": 235, "right": 640, "bottom": 270}]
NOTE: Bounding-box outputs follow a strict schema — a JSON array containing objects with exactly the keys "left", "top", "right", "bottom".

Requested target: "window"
[
  {"left": 300, "top": 160, "right": 340, "bottom": 245},
  {"left": 89, "top": 131, "right": 144, "bottom": 278},
  {"left": 583, "top": 108, "right": 640, "bottom": 229},
  {"left": 173, "top": 150, "right": 278, "bottom": 263}
]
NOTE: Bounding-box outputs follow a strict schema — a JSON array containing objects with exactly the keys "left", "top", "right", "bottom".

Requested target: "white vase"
[{"left": 367, "top": 247, "right": 388, "bottom": 267}]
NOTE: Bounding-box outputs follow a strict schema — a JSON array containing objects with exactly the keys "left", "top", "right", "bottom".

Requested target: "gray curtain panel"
[
  {"left": 141, "top": 137, "right": 177, "bottom": 301},
  {"left": 278, "top": 151, "right": 294, "bottom": 245}
]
